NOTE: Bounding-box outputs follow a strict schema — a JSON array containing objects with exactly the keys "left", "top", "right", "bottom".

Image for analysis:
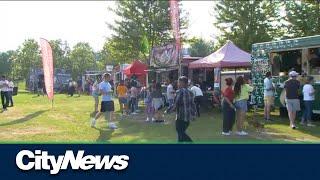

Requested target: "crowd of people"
[
  {"left": 0, "top": 75, "right": 15, "bottom": 112},
  {"left": 89, "top": 73, "right": 198, "bottom": 142},
  {"left": 1, "top": 68, "right": 318, "bottom": 142},
  {"left": 220, "top": 69, "right": 317, "bottom": 137},
  {"left": 88, "top": 69, "right": 318, "bottom": 141}
]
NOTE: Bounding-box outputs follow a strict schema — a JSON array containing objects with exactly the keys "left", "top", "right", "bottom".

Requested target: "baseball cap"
[{"left": 289, "top": 71, "right": 299, "bottom": 77}]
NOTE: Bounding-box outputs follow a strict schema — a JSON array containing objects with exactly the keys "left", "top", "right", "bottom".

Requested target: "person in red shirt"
[{"left": 221, "top": 78, "right": 236, "bottom": 136}]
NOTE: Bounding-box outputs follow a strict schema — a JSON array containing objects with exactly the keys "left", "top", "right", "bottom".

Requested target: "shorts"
[
  {"left": 235, "top": 99, "right": 248, "bottom": 112},
  {"left": 285, "top": 99, "right": 300, "bottom": 112},
  {"left": 100, "top": 101, "right": 114, "bottom": 112},
  {"left": 119, "top": 97, "right": 127, "bottom": 104},
  {"left": 152, "top": 98, "right": 163, "bottom": 111},
  {"left": 264, "top": 96, "right": 274, "bottom": 106}
]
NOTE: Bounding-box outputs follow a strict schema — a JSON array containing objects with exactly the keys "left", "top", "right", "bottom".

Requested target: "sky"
[{"left": 0, "top": 1, "right": 215, "bottom": 52}]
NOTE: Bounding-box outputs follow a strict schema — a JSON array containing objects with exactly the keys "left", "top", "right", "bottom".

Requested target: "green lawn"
[{"left": 1, "top": 90, "right": 320, "bottom": 144}]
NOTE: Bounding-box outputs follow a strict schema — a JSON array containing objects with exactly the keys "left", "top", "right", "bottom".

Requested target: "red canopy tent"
[
  {"left": 123, "top": 60, "right": 148, "bottom": 86},
  {"left": 189, "top": 40, "right": 251, "bottom": 69}
]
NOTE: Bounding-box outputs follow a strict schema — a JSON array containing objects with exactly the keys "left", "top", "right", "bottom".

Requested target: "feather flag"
[
  {"left": 169, "top": 0, "right": 181, "bottom": 62},
  {"left": 39, "top": 38, "right": 54, "bottom": 100}
]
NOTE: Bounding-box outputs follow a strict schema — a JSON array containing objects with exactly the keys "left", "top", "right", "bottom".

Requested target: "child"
[
  {"left": 144, "top": 87, "right": 154, "bottom": 122},
  {"left": 117, "top": 80, "right": 128, "bottom": 115}
]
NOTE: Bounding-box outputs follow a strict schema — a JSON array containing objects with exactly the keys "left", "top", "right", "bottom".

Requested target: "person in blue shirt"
[{"left": 91, "top": 73, "right": 117, "bottom": 129}]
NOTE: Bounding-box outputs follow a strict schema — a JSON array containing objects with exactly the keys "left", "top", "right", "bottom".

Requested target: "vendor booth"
[
  {"left": 189, "top": 40, "right": 251, "bottom": 88},
  {"left": 123, "top": 60, "right": 148, "bottom": 86},
  {"left": 251, "top": 35, "right": 320, "bottom": 117},
  {"left": 189, "top": 41, "right": 251, "bottom": 107}
]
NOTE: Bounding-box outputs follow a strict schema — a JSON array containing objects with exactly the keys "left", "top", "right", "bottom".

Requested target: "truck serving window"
[{"left": 309, "top": 48, "right": 320, "bottom": 75}]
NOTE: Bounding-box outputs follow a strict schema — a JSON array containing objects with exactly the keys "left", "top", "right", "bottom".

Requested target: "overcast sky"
[{"left": 0, "top": 1, "right": 215, "bottom": 52}]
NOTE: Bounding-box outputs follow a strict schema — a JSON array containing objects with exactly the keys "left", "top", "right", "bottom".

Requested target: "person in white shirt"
[
  {"left": 301, "top": 76, "right": 316, "bottom": 127},
  {"left": 190, "top": 83, "right": 203, "bottom": 117},
  {"left": 7, "top": 78, "right": 14, "bottom": 107},
  {"left": 165, "top": 79, "right": 175, "bottom": 114},
  {"left": 0, "top": 75, "right": 10, "bottom": 111},
  {"left": 263, "top": 71, "right": 275, "bottom": 122}
]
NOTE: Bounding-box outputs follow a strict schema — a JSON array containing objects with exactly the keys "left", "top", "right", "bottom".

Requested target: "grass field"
[{"left": 1, "top": 89, "right": 320, "bottom": 144}]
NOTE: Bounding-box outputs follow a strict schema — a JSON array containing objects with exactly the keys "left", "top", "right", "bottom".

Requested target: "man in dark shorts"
[
  {"left": 284, "top": 71, "right": 300, "bottom": 129},
  {"left": 91, "top": 73, "right": 117, "bottom": 129}
]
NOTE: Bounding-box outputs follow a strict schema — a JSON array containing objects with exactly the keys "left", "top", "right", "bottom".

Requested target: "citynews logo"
[{"left": 16, "top": 150, "right": 129, "bottom": 175}]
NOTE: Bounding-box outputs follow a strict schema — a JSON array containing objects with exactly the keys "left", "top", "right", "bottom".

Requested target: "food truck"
[{"left": 251, "top": 35, "right": 320, "bottom": 115}]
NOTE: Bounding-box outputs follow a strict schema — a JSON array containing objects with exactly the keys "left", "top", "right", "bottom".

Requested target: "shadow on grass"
[
  {"left": 93, "top": 127, "right": 114, "bottom": 143},
  {"left": 249, "top": 109, "right": 320, "bottom": 140},
  {"left": 0, "top": 110, "right": 48, "bottom": 127}
]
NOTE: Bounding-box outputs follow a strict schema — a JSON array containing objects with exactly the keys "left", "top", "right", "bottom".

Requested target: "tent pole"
[{"left": 204, "top": 68, "right": 207, "bottom": 81}]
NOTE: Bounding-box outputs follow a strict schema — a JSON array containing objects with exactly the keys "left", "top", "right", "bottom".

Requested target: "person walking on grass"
[
  {"left": 190, "top": 83, "right": 203, "bottom": 117},
  {"left": 284, "top": 71, "right": 300, "bottom": 129},
  {"left": 7, "top": 77, "right": 14, "bottom": 107},
  {"left": 130, "top": 84, "right": 139, "bottom": 114},
  {"left": 165, "top": 79, "right": 175, "bottom": 114},
  {"left": 221, "top": 78, "right": 236, "bottom": 136},
  {"left": 264, "top": 71, "right": 275, "bottom": 122},
  {"left": 234, "top": 76, "right": 254, "bottom": 136},
  {"left": 144, "top": 86, "right": 154, "bottom": 122},
  {"left": 0, "top": 75, "right": 10, "bottom": 112},
  {"left": 301, "top": 76, "right": 316, "bottom": 127},
  {"left": 92, "top": 77, "right": 101, "bottom": 113},
  {"left": 91, "top": 73, "right": 117, "bottom": 129},
  {"left": 117, "top": 80, "right": 128, "bottom": 115},
  {"left": 151, "top": 82, "right": 164, "bottom": 122},
  {"left": 173, "top": 76, "right": 196, "bottom": 142}
]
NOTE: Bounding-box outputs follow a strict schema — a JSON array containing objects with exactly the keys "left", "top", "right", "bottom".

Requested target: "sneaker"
[
  {"left": 90, "top": 118, "right": 96, "bottom": 128},
  {"left": 291, "top": 125, "right": 297, "bottom": 129},
  {"left": 241, "top": 131, "right": 248, "bottom": 135},
  {"left": 236, "top": 131, "right": 248, "bottom": 136},
  {"left": 109, "top": 123, "right": 118, "bottom": 129},
  {"left": 222, "top": 132, "right": 231, "bottom": 136},
  {"left": 152, "top": 118, "right": 156, "bottom": 122},
  {"left": 307, "top": 123, "right": 316, "bottom": 127},
  {"left": 145, "top": 118, "right": 150, "bottom": 122},
  {"left": 132, "top": 112, "right": 138, "bottom": 115}
]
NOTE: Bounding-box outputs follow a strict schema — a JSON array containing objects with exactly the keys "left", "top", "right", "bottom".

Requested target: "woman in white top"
[{"left": 301, "top": 76, "right": 316, "bottom": 127}]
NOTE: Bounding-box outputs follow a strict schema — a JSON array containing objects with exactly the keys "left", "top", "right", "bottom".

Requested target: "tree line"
[
  {"left": 1, "top": 0, "right": 319, "bottom": 80},
  {"left": 0, "top": 39, "right": 106, "bottom": 80}
]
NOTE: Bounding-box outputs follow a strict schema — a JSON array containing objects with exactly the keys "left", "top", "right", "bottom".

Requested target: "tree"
[
  {"left": 285, "top": 0, "right": 320, "bottom": 37},
  {"left": 69, "top": 42, "right": 96, "bottom": 78},
  {"left": 0, "top": 52, "right": 12, "bottom": 76},
  {"left": 188, "top": 38, "right": 215, "bottom": 57},
  {"left": 214, "top": 0, "right": 283, "bottom": 51},
  {"left": 15, "top": 39, "right": 41, "bottom": 79},
  {"left": 49, "top": 39, "right": 71, "bottom": 70},
  {"left": 107, "top": 0, "right": 188, "bottom": 64}
]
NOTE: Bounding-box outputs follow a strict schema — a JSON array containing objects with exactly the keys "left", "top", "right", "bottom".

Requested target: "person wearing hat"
[
  {"left": 284, "top": 70, "right": 301, "bottom": 129},
  {"left": 301, "top": 76, "right": 316, "bottom": 127}
]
